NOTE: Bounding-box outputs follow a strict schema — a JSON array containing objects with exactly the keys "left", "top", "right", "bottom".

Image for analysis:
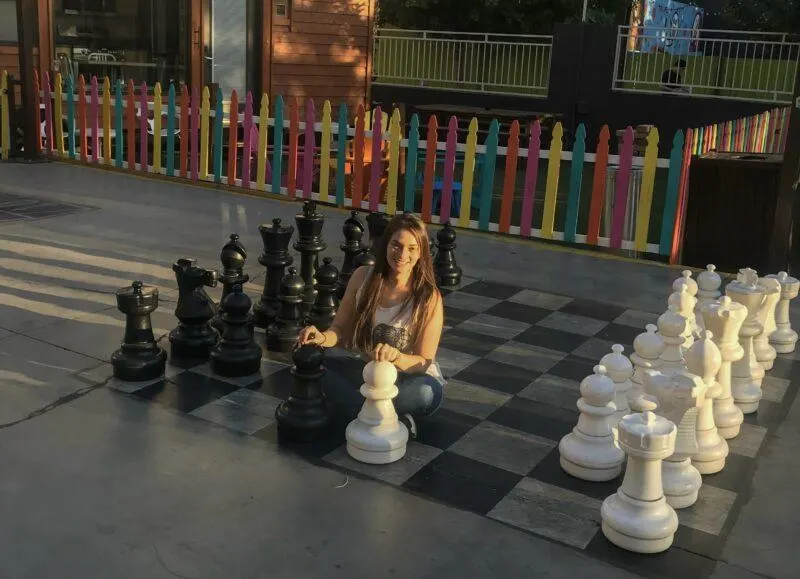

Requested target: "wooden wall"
[
  {"left": 271, "top": 0, "right": 374, "bottom": 119},
  {"left": 0, "top": 42, "right": 19, "bottom": 78}
]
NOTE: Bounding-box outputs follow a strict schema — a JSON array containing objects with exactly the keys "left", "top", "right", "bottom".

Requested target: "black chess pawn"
[
  {"left": 213, "top": 233, "right": 250, "bottom": 333},
  {"left": 267, "top": 266, "right": 305, "bottom": 353},
  {"left": 253, "top": 218, "right": 295, "bottom": 328},
  {"left": 434, "top": 222, "right": 462, "bottom": 287},
  {"left": 210, "top": 283, "right": 262, "bottom": 377},
  {"left": 169, "top": 258, "right": 220, "bottom": 360},
  {"left": 275, "top": 344, "right": 333, "bottom": 442},
  {"left": 306, "top": 257, "right": 340, "bottom": 331},
  {"left": 111, "top": 280, "right": 167, "bottom": 381},
  {"left": 294, "top": 200, "right": 327, "bottom": 313},
  {"left": 338, "top": 210, "right": 365, "bottom": 299}
]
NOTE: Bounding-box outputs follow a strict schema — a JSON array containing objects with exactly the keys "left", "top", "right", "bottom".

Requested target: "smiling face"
[{"left": 387, "top": 227, "right": 421, "bottom": 276}]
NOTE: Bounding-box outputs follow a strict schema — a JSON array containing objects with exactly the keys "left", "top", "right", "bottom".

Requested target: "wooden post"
[
  {"left": 779, "top": 67, "right": 800, "bottom": 274},
  {"left": 15, "top": 0, "right": 43, "bottom": 160}
]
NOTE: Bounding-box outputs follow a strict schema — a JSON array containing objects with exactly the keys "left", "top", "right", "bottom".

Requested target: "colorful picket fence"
[
  {"left": 2, "top": 70, "right": 696, "bottom": 263},
  {"left": 689, "top": 106, "right": 790, "bottom": 157}
]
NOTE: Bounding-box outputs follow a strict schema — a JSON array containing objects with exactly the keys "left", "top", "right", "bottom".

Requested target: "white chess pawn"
[
  {"left": 726, "top": 269, "right": 767, "bottom": 414},
  {"left": 668, "top": 284, "right": 696, "bottom": 350},
  {"left": 346, "top": 361, "right": 408, "bottom": 464},
  {"left": 686, "top": 330, "right": 728, "bottom": 474},
  {"left": 601, "top": 410, "right": 678, "bottom": 554},
  {"left": 559, "top": 365, "right": 625, "bottom": 482},
  {"left": 599, "top": 344, "right": 634, "bottom": 425},
  {"left": 629, "top": 324, "right": 665, "bottom": 405},
  {"left": 754, "top": 277, "right": 781, "bottom": 371},
  {"left": 643, "top": 370, "right": 706, "bottom": 509},
  {"left": 695, "top": 264, "right": 722, "bottom": 331},
  {"left": 657, "top": 303, "right": 687, "bottom": 375},
  {"left": 765, "top": 271, "right": 800, "bottom": 354},
  {"left": 701, "top": 296, "right": 747, "bottom": 439}
]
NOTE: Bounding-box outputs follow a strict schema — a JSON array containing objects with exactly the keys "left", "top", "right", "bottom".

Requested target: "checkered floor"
[{"left": 107, "top": 277, "right": 800, "bottom": 579}]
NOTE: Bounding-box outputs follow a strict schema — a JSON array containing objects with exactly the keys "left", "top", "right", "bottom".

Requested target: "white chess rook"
[
  {"left": 346, "top": 361, "right": 409, "bottom": 464},
  {"left": 629, "top": 324, "right": 665, "bottom": 405},
  {"left": 754, "top": 277, "right": 781, "bottom": 371},
  {"left": 600, "top": 344, "right": 633, "bottom": 426},
  {"left": 695, "top": 265, "right": 722, "bottom": 332},
  {"left": 766, "top": 271, "right": 800, "bottom": 354},
  {"left": 601, "top": 410, "right": 678, "bottom": 554},
  {"left": 701, "top": 296, "right": 746, "bottom": 439},
  {"left": 657, "top": 303, "right": 687, "bottom": 375},
  {"left": 559, "top": 365, "right": 625, "bottom": 482},
  {"left": 727, "top": 269, "right": 767, "bottom": 414}
]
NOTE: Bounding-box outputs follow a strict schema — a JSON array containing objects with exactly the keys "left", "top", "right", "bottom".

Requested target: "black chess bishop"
[
  {"left": 210, "top": 282, "right": 262, "bottom": 377},
  {"left": 169, "top": 258, "right": 220, "bottom": 360},
  {"left": 275, "top": 344, "right": 333, "bottom": 442},
  {"left": 306, "top": 257, "right": 339, "bottom": 331},
  {"left": 294, "top": 201, "right": 327, "bottom": 313},
  {"left": 253, "top": 218, "right": 294, "bottom": 328},
  {"left": 434, "top": 222, "right": 462, "bottom": 287},
  {"left": 267, "top": 266, "right": 305, "bottom": 353},
  {"left": 213, "top": 233, "right": 249, "bottom": 333},
  {"left": 111, "top": 280, "right": 167, "bottom": 381},
  {"left": 338, "top": 210, "right": 365, "bottom": 298}
]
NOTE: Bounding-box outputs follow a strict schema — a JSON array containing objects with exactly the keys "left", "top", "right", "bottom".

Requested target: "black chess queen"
[{"left": 296, "top": 213, "right": 445, "bottom": 437}]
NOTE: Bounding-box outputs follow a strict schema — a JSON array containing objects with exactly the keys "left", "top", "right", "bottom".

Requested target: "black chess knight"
[
  {"left": 267, "top": 266, "right": 305, "bottom": 353},
  {"left": 306, "top": 257, "right": 339, "bottom": 331},
  {"left": 213, "top": 233, "right": 249, "bottom": 333},
  {"left": 275, "top": 344, "right": 333, "bottom": 442},
  {"left": 253, "top": 218, "right": 294, "bottom": 328},
  {"left": 294, "top": 201, "right": 327, "bottom": 314},
  {"left": 111, "top": 280, "right": 167, "bottom": 381},
  {"left": 434, "top": 222, "right": 462, "bottom": 287},
  {"left": 169, "top": 258, "right": 220, "bottom": 360},
  {"left": 338, "top": 210, "right": 365, "bottom": 299},
  {"left": 210, "top": 283, "right": 262, "bottom": 377}
]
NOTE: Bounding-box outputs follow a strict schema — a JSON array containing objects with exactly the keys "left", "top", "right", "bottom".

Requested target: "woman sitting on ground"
[{"left": 296, "top": 212, "right": 445, "bottom": 436}]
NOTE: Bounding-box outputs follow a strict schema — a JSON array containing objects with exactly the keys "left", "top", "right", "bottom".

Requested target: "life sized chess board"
[{"left": 109, "top": 277, "right": 800, "bottom": 579}]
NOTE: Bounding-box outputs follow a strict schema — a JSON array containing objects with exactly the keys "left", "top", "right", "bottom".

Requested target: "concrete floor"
[{"left": 0, "top": 161, "right": 797, "bottom": 578}]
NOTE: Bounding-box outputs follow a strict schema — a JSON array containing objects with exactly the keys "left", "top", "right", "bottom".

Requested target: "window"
[
  {"left": 0, "top": 0, "right": 18, "bottom": 43},
  {"left": 274, "top": 0, "right": 290, "bottom": 23}
]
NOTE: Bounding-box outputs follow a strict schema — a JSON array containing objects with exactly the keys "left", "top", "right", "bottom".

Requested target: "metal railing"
[
  {"left": 372, "top": 28, "right": 553, "bottom": 97},
  {"left": 613, "top": 26, "right": 800, "bottom": 104}
]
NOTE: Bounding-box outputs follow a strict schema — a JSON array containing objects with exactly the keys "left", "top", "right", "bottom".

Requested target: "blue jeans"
[{"left": 321, "top": 348, "right": 445, "bottom": 422}]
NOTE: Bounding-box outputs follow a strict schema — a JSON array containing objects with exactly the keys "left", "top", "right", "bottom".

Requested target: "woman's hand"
[
  {"left": 296, "top": 325, "right": 324, "bottom": 348},
  {"left": 372, "top": 343, "right": 400, "bottom": 364}
]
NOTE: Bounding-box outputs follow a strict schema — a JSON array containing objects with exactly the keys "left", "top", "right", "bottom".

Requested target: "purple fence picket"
[
  {"left": 369, "top": 106, "right": 383, "bottom": 212},
  {"left": 242, "top": 92, "right": 253, "bottom": 188},
  {"left": 190, "top": 86, "right": 199, "bottom": 181},
  {"left": 90, "top": 76, "right": 99, "bottom": 163},
  {"left": 610, "top": 127, "right": 635, "bottom": 249},
  {"left": 303, "top": 98, "right": 315, "bottom": 199},
  {"left": 139, "top": 82, "right": 148, "bottom": 172},
  {"left": 440, "top": 116, "right": 458, "bottom": 223},
  {"left": 519, "top": 120, "right": 542, "bottom": 237}
]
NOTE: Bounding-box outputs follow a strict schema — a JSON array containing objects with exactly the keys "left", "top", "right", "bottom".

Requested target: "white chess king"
[{"left": 346, "top": 361, "right": 409, "bottom": 464}]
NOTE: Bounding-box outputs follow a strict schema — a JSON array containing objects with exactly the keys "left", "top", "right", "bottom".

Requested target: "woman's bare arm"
[{"left": 303, "top": 265, "right": 369, "bottom": 348}]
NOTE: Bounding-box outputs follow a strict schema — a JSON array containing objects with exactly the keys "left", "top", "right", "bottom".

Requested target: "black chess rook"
[
  {"left": 254, "top": 218, "right": 294, "bottom": 328},
  {"left": 307, "top": 257, "right": 339, "bottom": 331},
  {"left": 267, "top": 266, "right": 305, "bottom": 353},
  {"left": 294, "top": 201, "right": 327, "bottom": 314},
  {"left": 169, "top": 258, "right": 220, "bottom": 360},
  {"left": 434, "top": 222, "right": 462, "bottom": 287},
  {"left": 338, "top": 210, "right": 365, "bottom": 299},
  {"left": 210, "top": 283, "right": 262, "bottom": 377},
  {"left": 213, "top": 233, "right": 249, "bottom": 333},
  {"left": 275, "top": 344, "right": 333, "bottom": 442},
  {"left": 111, "top": 280, "right": 167, "bottom": 381}
]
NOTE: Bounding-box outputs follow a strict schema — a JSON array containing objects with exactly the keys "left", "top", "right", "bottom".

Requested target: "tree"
[{"left": 719, "top": 0, "right": 800, "bottom": 33}]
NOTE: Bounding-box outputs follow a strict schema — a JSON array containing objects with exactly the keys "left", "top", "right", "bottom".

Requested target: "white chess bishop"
[
  {"left": 601, "top": 410, "right": 678, "bottom": 554},
  {"left": 657, "top": 303, "right": 687, "bottom": 375},
  {"left": 701, "top": 296, "right": 747, "bottom": 439},
  {"left": 599, "top": 344, "right": 633, "bottom": 425},
  {"left": 673, "top": 270, "right": 699, "bottom": 338},
  {"left": 765, "top": 271, "right": 800, "bottom": 353},
  {"left": 558, "top": 365, "right": 625, "bottom": 481},
  {"left": 695, "top": 264, "right": 722, "bottom": 332},
  {"left": 669, "top": 285, "right": 696, "bottom": 351},
  {"left": 642, "top": 369, "right": 706, "bottom": 509},
  {"left": 686, "top": 330, "right": 729, "bottom": 474},
  {"left": 629, "top": 324, "right": 665, "bottom": 405},
  {"left": 346, "top": 361, "right": 408, "bottom": 464},
  {"left": 754, "top": 277, "right": 781, "bottom": 371}
]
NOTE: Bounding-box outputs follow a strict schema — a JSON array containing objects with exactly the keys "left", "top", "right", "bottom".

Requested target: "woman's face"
[{"left": 387, "top": 228, "right": 421, "bottom": 276}]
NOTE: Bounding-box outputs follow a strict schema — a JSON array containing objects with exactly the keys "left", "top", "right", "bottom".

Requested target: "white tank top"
[{"left": 356, "top": 270, "right": 445, "bottom": 385}]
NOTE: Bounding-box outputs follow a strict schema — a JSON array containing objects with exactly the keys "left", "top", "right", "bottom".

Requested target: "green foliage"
[{"left": 719, "top": 0, "right": 800, "bottom": 33}]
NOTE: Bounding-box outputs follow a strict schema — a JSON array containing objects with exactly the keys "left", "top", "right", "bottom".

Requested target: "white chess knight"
[
  {"left": 726, "top": 268, "right": 767, "bottom": 414},
  {"left": 657, "top": 303, "right": 687, "bottom": 375},
  {"left": 695, "top": 264, "right": 722, "bottom": 332},
  {"left": 754, "top": 277, "right": 781, "bottom": 371},
  {"left": 601, "top": 410, "right": 678, "bottom": 554},
  {"left": 346, "top": 361, "right": 408, "bottom": 464},
  {"left": 558, "top": 365, "right": 625, "bottom": 482},
  {"left": 765, "top": 271, "right": 800, "bottom": 354},
  {"left": 629, "top": 324, "right": 665, "bottom": 405},
  {"left": 701, "top": 296, "right": 747, "bottom": 439},
  {"left": 669, "top": 284, "right": 696, "bottom": 351},
  {"left": 643, "top": 369, "right": 706, "bottom": 509},
  {"left": 686, "top": 330, "right": 729, "bottom": 475},
  {"left": 599, "top": 344, "right": 633, "bottom": 425},
  {"left": 673, "top": 270, "right": 699, "bottom": 338}
]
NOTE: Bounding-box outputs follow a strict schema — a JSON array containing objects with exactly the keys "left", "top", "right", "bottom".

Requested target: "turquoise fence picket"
[
  {"left": 563, "top": 123, "right": 587, "bottom": 243},
  {"left": 272, "top": 95, "right": 284, "bottom": 196},
  {"left": 659, "top": 130, "right": 685, "bottom": 254},
  {"left": 213, "top": 87, "right": 224, "bottom": 183},
  {"left": 478, "top": 120, "right": 500, "bottom": 231},
  {"left": 335, "top": 102, "right": 348, "bottom": 207}
]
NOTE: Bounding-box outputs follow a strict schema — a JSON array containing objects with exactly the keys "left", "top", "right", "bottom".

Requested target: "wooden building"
[{"left": 3, "top": 0, "right": 375, "bottom": 116}]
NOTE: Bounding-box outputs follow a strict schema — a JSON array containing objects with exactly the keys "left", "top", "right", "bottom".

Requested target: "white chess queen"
[{"left": 296, "top": 213, "right": 446, "bottom": 438}]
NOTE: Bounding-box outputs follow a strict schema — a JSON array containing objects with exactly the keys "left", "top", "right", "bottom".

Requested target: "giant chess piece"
[
  {"left": 306, "top": 257, "right": 339, "bottom": 331},
  {"left": 209, "top": 283, "right": 262, "bottom": 377},
  {"left": 701, "top": 296, "right": 746, "bottom": 439},
  {"left": 111, "top": 280, "right": 167, "bottom": 381},
  {"left": 267, "top": 267, "right": 305, "bottom": 353},
  {"left": 673, "top": 270, "right": 699, "bottom": 338},
  {"left": 695, "top": 264, "right": 722, "bottom": 332},
  {"left": 657, "top": 303, "right": 687, "bottom": 375},
  {"left": 169, "top": 258, "right": 219, "bottom": 360},
  {"left": 601, "top": 410, "right": 678, "bottom": 554},
  {"left": 643, "top": 370, "right": 706, "bottom": 509},
  {"left": 629, "top": 324, "right": 665, "bottom": 405},
  {"left": 669, "top": 284, "right": 696, "bottom": 351},
  {"left": 294, "top": 200, "right": 327, "bottom": 314},
  {"left": 754, "top": 277, "right": 781, "bottom": 371},
  {"left": 338, "top": 210, "right": 366, "bottom": 299},
  {"left": 346, "top": 360, "right": 409, "bottom": 464},
  {"left": 766, "top": 271, "right": 800, "bottom": 353},
  {"left": 353, "top": 211, "right": 389, "bottom": 270},
  {"left": 599, "top": 344, "right": 633, "bottom": 426},
  {"left": 434, "top": 222, "right": 463, "bottom": 287},
  {"left": 253, "top": 218, "right": 294, "bottom": 329},
  {"left": 558, "top": 365, "right": 625, "bottom": 481},
  {"left": 213, "top": 233, "right": 249, "bottom": 333},
  {"left": 275, "top": 344, "right": 333, "bottom": 441},
  {"left": 686, "top": 330, "right": 728, "bottom": 475},
  {"left": 726, "top": 269, "right": 767, "bottom": 414}
]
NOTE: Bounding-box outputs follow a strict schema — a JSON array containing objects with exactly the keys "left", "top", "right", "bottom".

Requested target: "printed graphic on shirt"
[{"left": 373, "top": 323, "right": 411, "bottom": 353}]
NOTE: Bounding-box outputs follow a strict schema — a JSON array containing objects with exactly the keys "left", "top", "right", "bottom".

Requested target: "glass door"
[{"left": 206, "top": 0, "right": 253, "bottom": 97}]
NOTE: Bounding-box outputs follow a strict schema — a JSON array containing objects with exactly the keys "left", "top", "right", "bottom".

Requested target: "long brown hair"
[{"left": 350, "top": 213, "right": 439, "bottom": 353}]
